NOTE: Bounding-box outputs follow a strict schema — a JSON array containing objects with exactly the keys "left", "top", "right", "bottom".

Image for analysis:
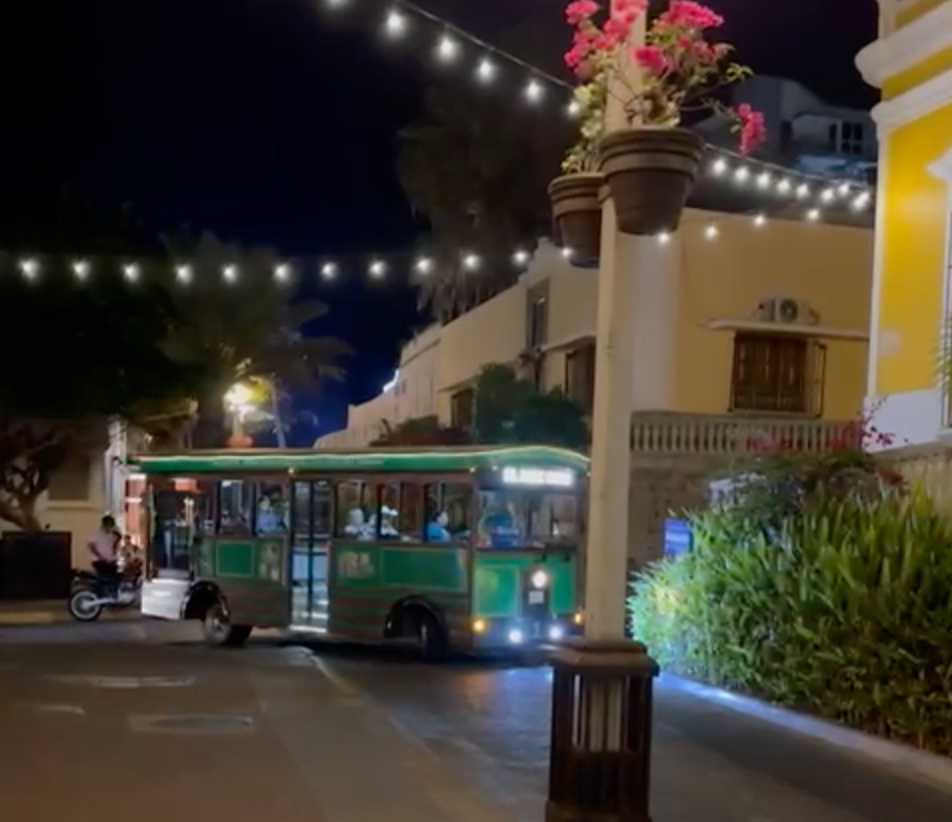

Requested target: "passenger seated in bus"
[
  {"left": 257, "top": 496, "right": 286, "bottom": 533},
  {"left": 478, "top": 501, "right": 520, "bottom": 548},
  {"left": 343, "top": 508, "right": 374, "bottom": 540},
  {"left": 378, "top": 506, "right": 399, "bottom": 538},
  {"left": 426, "top": 512, "right": 451, "bottom": 542}
]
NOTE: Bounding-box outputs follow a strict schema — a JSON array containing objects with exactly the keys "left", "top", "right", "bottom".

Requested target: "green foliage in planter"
[{"left": 629, "top": 493, "right": 952, "bottom": 755}]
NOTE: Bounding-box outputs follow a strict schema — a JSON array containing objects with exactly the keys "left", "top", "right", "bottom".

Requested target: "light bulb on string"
[
  {"left": 734, "top": 166, "right": 749, "bottom": 183},
  {"left": 777, "top": 178, "right": 792, "bottom": 194},
  {"left": 384, "top": 9, "right": 407, "bottom": 36},
  {"left": 415, "top": 257, "right": 433, "bottom": 275},
  {"left": 704, "top": 224, "right": 719, "bottom": 240},
  {"left": 176, "top": 264, "right": 192, "bottom": 284},
  {"left": 807, "top": 208, "right": 821, "bottom": 221},
  {"left": 796, "top": 183, "right": 810, "bottom": 199},
  {"left": 321, "top": 262, "right": 338, "bottom": 280},
  {"left": 561, "top": 247, "right": 574, "bottom": 259},
  {"left": 19, "top": 258, "right": 39, "bottom": 280},
  {"left": 123, "top": 263, "right": 140, "bottom": 282},
  {"left": 756, "top": 172, "right": 771, "bottom": 189},
  {"left": 72, "top": 260, "right": 90, "bottom": 280},
  {"left": 567, "top": 100, "right": 580, "bottom": 118},
  {"left": 369, "top": 260, "right": 387, "bottom": 279},
  {"left": 462, "top": 253, "right": 481, "bottom": 271},
  {"left": 326, "top": 0, "right": 348, "bottom": 7},
  {"left": 852, "top": 191, "right": 871, "bottom": 210},
  {"left": 223, "top": 264, "right": 238, "bottom": 283},
  {"left": 512, "top": 249, "right": 530, "bottom": 266},
  {"left": 657, "top": 232, "right": 670, "bottom": 244},
  {"left": 525, "top": 79, "right": 543, "bottom": 103},
  {"left": 820, "top": 187, "right": 835, "bottom": 203},
  {"left": 476, "top": 57, "right": 496, "bottom": 82},
  {"left": 753, "top": 213, "right": 767, "bottom": 227},
  {"left": 838, "top": 182, "right": 851, "bottom": 196},
  {"left": 274, "top": 263, "right": 291, "bottom": 282},
  {"left": 711, "top": 157, "right": 727, "bottom": 176},
  {"left": 437, "top": 34, "right": 459, "bottom": 62}
]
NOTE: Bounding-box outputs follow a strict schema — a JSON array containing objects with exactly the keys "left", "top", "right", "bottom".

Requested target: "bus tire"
[
  {"left": 202, "top": 602, "right": 252, "bottom": 648},
  {"left": 417, "top": 610, "right": 447, "bottom": 662}
]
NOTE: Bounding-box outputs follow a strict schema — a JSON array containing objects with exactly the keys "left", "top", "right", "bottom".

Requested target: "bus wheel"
[
  {"left": 202, "top": 602, "right": 252, "bottom": 648},
  {"left": 417, "top": 611, "right": 447, "bottom": 662}
]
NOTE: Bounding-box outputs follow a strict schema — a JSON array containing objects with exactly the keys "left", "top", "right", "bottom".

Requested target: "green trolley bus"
[{"left": 136, "top": 445, "right": 588, "bottom": 656}]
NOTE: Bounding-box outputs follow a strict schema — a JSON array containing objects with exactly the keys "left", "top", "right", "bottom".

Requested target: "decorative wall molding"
[
  {"left": 871, "top": 63, "right": 952, "bottom": 128},
  {"left": 856, "top": 1, "right": 952, "bottom": 88}
]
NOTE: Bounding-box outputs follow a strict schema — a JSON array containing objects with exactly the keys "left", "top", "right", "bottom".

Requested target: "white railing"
[
  {"left": 884, "top": 442, "right": 952, "bottom": 511},
  {"left": 630, "top": 412, "right": 859, "bottom": 457}
]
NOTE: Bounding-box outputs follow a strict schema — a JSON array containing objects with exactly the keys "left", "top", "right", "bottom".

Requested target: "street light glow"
[{"left": 476, "top": 57, "right": 496, "bottom": 82}]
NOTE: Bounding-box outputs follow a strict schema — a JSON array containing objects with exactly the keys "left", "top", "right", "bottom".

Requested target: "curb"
[
  {"left": 661, "top": 673, "right": 952, "bottom": 794},
  {"left": 0, "top": 606, "right": 141, "bottom": 626}
]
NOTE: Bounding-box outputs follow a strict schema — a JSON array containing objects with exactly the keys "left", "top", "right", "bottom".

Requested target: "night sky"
[{"left": 0, "top": 0, "right": 879, "bottom": 440}]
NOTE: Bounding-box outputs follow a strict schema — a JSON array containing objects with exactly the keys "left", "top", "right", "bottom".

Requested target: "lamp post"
[
  {"left": 224, "top": 383, "right": 255, "bottom": 448},
  {"left": 545, "top": 14, "right": 662, "bottom": 822}
]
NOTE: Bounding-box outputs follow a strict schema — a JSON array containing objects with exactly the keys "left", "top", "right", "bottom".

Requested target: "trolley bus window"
[
  {"left": 476, "top": 488, "right": 578, "bottom": 549},
  {"left": 219, "top": 480, "right": 254, "bottom": 536},
  {"left": 256, "top": 481, "right": 289, "bottom": 534},
  {"left": 423, "top": 483, "right": 471, "bottom": 543},
  {"left": 150, "top": 481, "right": 212, "bottom": 572}
]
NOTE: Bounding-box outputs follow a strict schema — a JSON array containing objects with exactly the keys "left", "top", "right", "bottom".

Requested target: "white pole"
[{"left": 583, "top": 16, "right": 646, "bottom": 642}]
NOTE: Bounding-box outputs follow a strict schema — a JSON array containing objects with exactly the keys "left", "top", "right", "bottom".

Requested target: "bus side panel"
[
  {"left": 329, "top": 541, "right": 472, "bottom": 643},
  {"left": 206, "top": 537, "right": 291, "bottom": 627}
]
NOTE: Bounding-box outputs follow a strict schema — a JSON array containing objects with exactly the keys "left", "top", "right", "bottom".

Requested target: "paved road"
[
  {"left": 0, "top": 630, "right": 510, "bottom": 822},
  {"left": 312, "top": 645, "right": 952, "bottom": 822}
]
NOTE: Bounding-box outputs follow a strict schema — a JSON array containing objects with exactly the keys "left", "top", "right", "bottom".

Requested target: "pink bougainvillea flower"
[
  {"left": 661, "top": 0, "right": 724, "bottom": 29},
  {"left": 611, "top": 0, "right": 648, "bottom": 24},
  {"left": 565, "top": 0, "right": 600, "bottom": 25},
  {"left": 633, "top": 45, "right": 669, "bottom": 75},
  {"left": 736, "top": 103, "right": 766, "bottom": 154}
]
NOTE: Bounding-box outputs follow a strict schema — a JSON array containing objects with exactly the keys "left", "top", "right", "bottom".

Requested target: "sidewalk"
[{"left": 0, "top": 599, "right": 140, "bottom": 625}]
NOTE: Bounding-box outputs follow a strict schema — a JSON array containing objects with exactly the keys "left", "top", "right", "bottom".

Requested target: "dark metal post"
[{"left": 546, "top": 639, "right": 658, "bottom": 822}]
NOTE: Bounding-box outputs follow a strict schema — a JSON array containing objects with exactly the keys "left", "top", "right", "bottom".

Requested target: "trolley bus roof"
[{"left": 128, "top": 445, "right": 590, "bottom": 475}]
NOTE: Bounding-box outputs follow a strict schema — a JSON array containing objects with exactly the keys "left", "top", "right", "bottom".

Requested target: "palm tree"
[
  {"left": 396, "top": 83, "right": 569, "bottom": 321},
  {"left": 159, "top": 230, "right": 352, "bottom": 448}
]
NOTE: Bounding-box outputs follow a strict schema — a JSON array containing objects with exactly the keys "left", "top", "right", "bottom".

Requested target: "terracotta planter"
[
  {"left": 599, "top": 127, "right": 705, "bottom": 235},
  {"left": 548, "top": 172, "right": 604, "bottom": 262}
]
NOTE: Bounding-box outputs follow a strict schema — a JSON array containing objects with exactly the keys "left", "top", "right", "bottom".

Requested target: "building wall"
[
  {"left": 674, "top": 212, "right": 872, "bottom": 419},
  {"left": 856, "top": 0, "right": 952, "bottom": 444}
]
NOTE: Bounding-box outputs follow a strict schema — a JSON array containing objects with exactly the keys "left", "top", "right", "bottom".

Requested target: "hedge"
[{"left": 629, "top": 493, "right": 952, "bottom": 756}]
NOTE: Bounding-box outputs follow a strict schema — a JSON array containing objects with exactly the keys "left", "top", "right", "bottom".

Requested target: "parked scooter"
[{"left": 68, "top": 555, "right": 142, "bottom": 622}]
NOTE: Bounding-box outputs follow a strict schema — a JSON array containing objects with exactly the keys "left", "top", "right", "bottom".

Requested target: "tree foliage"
[
  {"left": 396, "top": 84, "right": 569, "bottom": 321},
  {"left": 371, "top": 416, "right": 472, "bottom": 447},
  {"left": 159, "top": 230, "right": 352, "bottom": 447}
]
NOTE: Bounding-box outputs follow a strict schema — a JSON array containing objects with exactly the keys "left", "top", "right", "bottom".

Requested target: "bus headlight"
[
  {"left": 472, "top": 618, "right": 487, "bottom": 634},
  {"left": 573, "top": 610, "right": 584, "bottom": 625},
  {"left": 548, "top": 624, "right": 565, "bottom": 641},
  {"left": 530, "top": 570, "right": 549, "bottom": 589}
]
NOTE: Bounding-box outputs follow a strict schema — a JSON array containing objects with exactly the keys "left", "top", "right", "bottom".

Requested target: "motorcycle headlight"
[{"left": 530, "top": 570, "right": 549, "bottom": 589}]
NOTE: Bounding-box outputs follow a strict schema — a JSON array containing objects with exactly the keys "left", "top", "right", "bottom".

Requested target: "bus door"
[{"left": 290, "top": 480, "right": 332, "bottom": 629}]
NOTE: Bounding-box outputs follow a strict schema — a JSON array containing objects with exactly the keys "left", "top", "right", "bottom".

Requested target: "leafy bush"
[{"left": 630, "top": 493, "right": 952, "bottom": 755}]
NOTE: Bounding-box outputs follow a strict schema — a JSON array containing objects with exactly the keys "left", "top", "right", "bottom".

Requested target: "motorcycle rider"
[{"left": 87, "top": 515, "right": 121, "bottom": 593}]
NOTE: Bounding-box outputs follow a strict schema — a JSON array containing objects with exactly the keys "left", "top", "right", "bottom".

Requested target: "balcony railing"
[{"left": 630, "top": 412, "right": 859, "bottom": 457}]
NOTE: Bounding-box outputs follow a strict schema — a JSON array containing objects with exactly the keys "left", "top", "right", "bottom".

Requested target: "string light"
[
  {"left": 561, "top": 247, "right": 574, "bottom": 259},
  {"left": 326, "top": 0, "right": 349, "bottom": 7},
  {"left": 704, "top": 224, "right": 719, "bottom": 240},
  {"left": 476, "top": 57, "right": 496, "bottom": 82},
  {"left": 567, "top": 100, "right": 580, "bottom": 118},
  {"left": 462, "top": 253, "right": 481, "bottom": 271},
  {"left": 821, "top": 187, "right": 836, "bottom": 203},
  {"left": 72, "top": 260, "right": 90, "bottom": 280},
  {"left": 756, "top": 172, "right": 771, "bottom": 189},
  {"left": 852, "top": 191, "right": 871, "bottom": 210},
  {"left": 838, "top": 182, "right": 851, "bottom": 196},
  {"left": 415, "top": 257, "right": 433, "bottom": 274},
  {"left": 437, "top": 34, "right": 459, "bottom": 62},
  {"left": 123, "top": 263, "right": 140, "bottom": 282},
  {"left": 223, "top": 264, "right": 238, "bottom": 282},
  {"left": 734, "top": 166, "right": 750, "bottom": 183},
  {"left": 711, "top": 158, "right": 728, "bottom": 176},
  {"left": 369, "top": 260, "right": 387, "bottom": 278},
  {"left": 525, "top": 79, "right": 543, "bottom": 103},
  {"left": 19, "top": 258, "right": 38, "bottom": 280},
  {"left": 753, "top": 213, "right": 767, "bottom": 227},
  {"left": 513, "top": 249, "right": 530, "bottom": 266},
  {"left": 796, "top": 183, "right": 810, "bottom": 199},
  {"left": 274, "top": 263, "right": 291, "bottom": 282},
  {"left": 777, "top": 178, "right": 792, "bottom": 194},
  {"left": 657, "top": 232, "right": 670, "bottom": 244},
  {"left": 807, "top": 208, "right": 821, "bottom": 221},
  {"left": 321, "top": 262, "right": 338, "bottom": 280},
  {"left": 384, "top": 9, "right": 406, "bottom": 36},
  {"left": 176, "top": 264, "right": 192, "bottom": 283}
]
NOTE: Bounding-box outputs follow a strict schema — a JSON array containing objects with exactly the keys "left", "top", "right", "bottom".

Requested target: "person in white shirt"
[{"left": 88, "top": 515, "right": 121, "bottom": 587}]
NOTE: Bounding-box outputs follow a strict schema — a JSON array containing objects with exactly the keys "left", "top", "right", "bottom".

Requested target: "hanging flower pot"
[
  {"left": 599, "top": 127, "right": 704, "bottom": 235},
  {"left": 548, "top": 172, "right": 604, "bottom": 261}
]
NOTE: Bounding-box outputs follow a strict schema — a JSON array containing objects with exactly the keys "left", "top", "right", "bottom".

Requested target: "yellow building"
[
  {"left": 856, "top": 0, "right": 952, "bottom": 445},
  {"left": 319, "top": 209, "right": 873, "bottom": 563}
]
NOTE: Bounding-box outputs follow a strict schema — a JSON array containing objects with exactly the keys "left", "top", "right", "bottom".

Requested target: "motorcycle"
[{"left": 68, "top": 557, "right": 142, "bottom": 622}]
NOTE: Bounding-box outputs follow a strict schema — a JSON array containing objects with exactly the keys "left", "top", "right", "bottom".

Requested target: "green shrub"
[{"left": 630, "top": 493, "right": 952, "bottom": 755}]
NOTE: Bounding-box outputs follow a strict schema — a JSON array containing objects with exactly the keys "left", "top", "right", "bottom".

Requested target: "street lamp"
[{"left": 224, "top": 383, "right": 256, "bottom": 446}]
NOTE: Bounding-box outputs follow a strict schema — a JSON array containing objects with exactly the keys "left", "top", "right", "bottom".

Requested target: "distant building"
[
  {"left": 317, "top": 208, "right": 873, "bottom": 566},
  {"left": 696, "top": 76, "right": 877, "bottom": 183}
]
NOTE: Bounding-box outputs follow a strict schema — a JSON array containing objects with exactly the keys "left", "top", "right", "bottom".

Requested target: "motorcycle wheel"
[{"left": 68, "top": 588, "right": 103, "bottom": 622}]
